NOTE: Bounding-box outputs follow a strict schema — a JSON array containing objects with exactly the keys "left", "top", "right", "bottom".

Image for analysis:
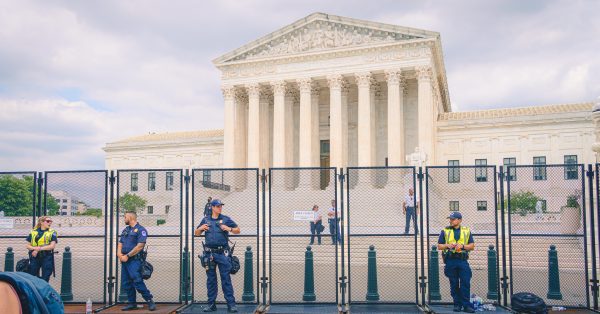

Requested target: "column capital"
[
  {"left": 326, "top": 74, "right": 348, "bottom": 90},
  {"left": 271, "top": 81, "right": 286, "bottom": 96},
  {"left": 221, "top": 85, "right": 236, "bottom": 99},
  {"left": 260, "top": 85, "right": 273, "bottom": 98},
  {"left": 355, "top": 72, "right": 373, "bottom": 88},
  {"left": 297, "top": 78, "right": 312, "bottom": 92},
  {"left": 415, "top": 65, "right": 433, "bottom": 81},
  {"left": 384, "top": 69, "right": 403, "bottom": 85},
  {"left": 245, "top": 83, "right": 260, "bottom": 97},
  {"left": 235, "top": 89, "right": 248, "bottom": 103}
]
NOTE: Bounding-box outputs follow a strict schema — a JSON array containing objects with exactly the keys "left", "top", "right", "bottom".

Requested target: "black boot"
[{"left": 203, "top": 303, "right": 217, "bottom": 312}]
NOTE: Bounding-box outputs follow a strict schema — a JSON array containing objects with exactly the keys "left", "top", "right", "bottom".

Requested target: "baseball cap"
[
  {"left": 447, "top": 211, "right": 462, "bottom": 220},
  {"left": 211, "top": 199, "right": 225, "bottom": 206}
]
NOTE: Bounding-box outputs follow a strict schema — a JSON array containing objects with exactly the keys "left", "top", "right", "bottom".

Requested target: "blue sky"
[{"left": 0, "top": 0, "right": 598, "bottom": 170}]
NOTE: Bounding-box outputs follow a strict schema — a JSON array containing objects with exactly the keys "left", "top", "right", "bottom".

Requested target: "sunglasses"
[{"left": 45, "top": 220, "right": 53, "bottom": 223}]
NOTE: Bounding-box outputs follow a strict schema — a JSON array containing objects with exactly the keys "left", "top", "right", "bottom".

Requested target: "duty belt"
[
  {"left": 205, "top": 246, "right": 228, "bottom": 254},
  {"left": 446, "top": 252, "right": 469, "bottom": 260}
]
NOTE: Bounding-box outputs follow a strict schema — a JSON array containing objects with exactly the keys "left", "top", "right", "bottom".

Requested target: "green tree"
[
  {"left": 75, "top": 208, "right": 103, "bottom": 218},
  {"left": 44, "top": 193, "right": 60, "bottom": 216},
  {"left": 119, "top": 192, "right": 147, "bottom": 214},
  {"left": 0, "top": 175, "right": 35, "bottom": 216},
  {"left": 508, "top": 190, "right": 540, "bottom": 216}
]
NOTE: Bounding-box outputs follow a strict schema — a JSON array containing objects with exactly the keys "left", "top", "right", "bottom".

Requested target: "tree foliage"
[
  {"left": 0, "top": 175, "right": 58, "bottom": 216},
  {"left": 119, "top": 192, "right": 147, "bottom": 214},
  {"left": 76, "top": 208, "right": 103, "bottom": 218},
  {"left": 508, "top": 190, "right": 540, "bottom": 216}
]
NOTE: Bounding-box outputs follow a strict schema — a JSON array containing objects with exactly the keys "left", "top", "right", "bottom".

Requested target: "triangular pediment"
[{"left": 214, "top": 12, "right": 439, "bottom": 64}]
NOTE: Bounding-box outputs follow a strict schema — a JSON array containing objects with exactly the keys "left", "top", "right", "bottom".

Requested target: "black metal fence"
[{"left": 0, "top": 165, "right": 598, "bottom": 311}]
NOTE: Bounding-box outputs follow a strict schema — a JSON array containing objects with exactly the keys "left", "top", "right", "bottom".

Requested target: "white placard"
[
  {"left": 0, "top": 218, "right": 14, "bottom": 229},
  {"left": 293, "top": 211, "right": 314, "bottom": 221}
]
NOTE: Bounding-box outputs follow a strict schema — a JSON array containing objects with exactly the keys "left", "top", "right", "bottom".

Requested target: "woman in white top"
[{"left": 309, "top": 205, "right": 323, "bottom": 245}]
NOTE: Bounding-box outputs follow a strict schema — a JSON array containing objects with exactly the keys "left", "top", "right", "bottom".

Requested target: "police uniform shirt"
[
  {"left": 120, "top": 223, "right": 148, "bottom": 254},
  {"left": 404, "top": 195, "right": 416, "bottom": 208},
  {"left": 26, "top": 228, "right": 58, "bottom": 245},
  {"left": 328, "top": 207, "right": 338, "bottom": 219},
  {"left": 437, "top": 228, "right": 474, "bottom": 245},
  {"left": 198, "top": 214, "right": 238, "bottom": 248}
]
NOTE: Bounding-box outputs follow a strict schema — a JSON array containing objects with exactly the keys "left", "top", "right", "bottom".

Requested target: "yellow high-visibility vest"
[
  {"left": 30, "top": 228, "right": 57, "bottom": 247},
  {"left": 443, "top": 226, "right": 470, "bottom": 254}
]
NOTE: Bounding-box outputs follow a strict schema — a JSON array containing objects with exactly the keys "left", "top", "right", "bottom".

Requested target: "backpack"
[
  {"left": 0, "top": 271, "right": 64, "bottom": 314},
  {"left": 511, "top": 292, "right": 548, "bottom": 314},
  {"left": 139, "top": 246, "right": 153, "bottom": 280},
  {"left": 228, "top": 241, "right": 240, "bottom": 275},
  {"left": 16, "top": 258, "right": 30, "bottom": 272}
]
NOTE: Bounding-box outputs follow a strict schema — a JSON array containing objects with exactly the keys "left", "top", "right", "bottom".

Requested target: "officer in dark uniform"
[
  {"left": 25, "top": 216, "right": 57, "bottom": 282},
  {"left": 195, "top": 199, "right": 240, "bottom": 313},
  {"left": 438, "top": 212, "right": 475, "bottom": 313},
  {"left": 118, "top": 212, "right": 156, "bottom": 311},
  {"left": 204, "top": 197, "right": 213, "bottom": 217}
]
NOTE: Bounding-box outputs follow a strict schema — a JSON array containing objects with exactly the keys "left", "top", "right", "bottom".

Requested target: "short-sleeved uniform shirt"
[
  {"left": 404, "top": 194, "right": 416, "bottom": 208},
  {"left": 198, "top": 214, "right": 238, "bottom": 248},
  {"left": 25, "top": 228, "right": 58, "bottom": 244},
  {"left": 120, "top": 223, "right": 148, "bottom": 254},
  {"left": 437, "top": 227, "right": 474, "bottom": 245},
  {"left": 328, "top": 207, "right": 338, "bottom": 220}
]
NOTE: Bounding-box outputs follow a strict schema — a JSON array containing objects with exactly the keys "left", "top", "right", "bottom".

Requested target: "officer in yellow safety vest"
[
  {"left": 25, "top": 216, "right": 58, "bottom": 282},
  {"left": 437, "top": 211, "right": 475, "bottom": 313}
]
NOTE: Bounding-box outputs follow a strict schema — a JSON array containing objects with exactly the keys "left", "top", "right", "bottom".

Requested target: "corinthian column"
[
  {"left": 271, "top": 81, "right": 287, "bottom": 167},
  {"left": 416, "top": 65, "right": 434, "bottom": 163},
  {"left": 355, "top": 72, "right": 375, "bottom": 167},
  {"left": 245, "top": 83, "right": 261, "bottom": 168},
  {"left": 328, "top": 74, "right": 349, "bottom": 169},
  {"left": 385, "top": 69, "right": 405, "bottom": 166},
  {"left": 222, "top": 86, "right": 236, "bottom": 168}
]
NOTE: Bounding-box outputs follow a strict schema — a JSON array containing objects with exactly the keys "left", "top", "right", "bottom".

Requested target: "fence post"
[
  {"left": 487, "top": 245, "right": 499, "bottom": 300},
  {"left": 547, "top": 245, "right": 563, "bottom": 300},
  {"left": 366, "top": 245, "right": 380, "bottom": 301},
  {"left": 242, "top": 246, "right": 255, "bottom": 301},
  {"left": 302, "top": 246, "right": 316, "bottom": 301},
  {"left": 60, "top": 246, "right": 74, "bottom": 301},
  {"left": 180, "top": 247, "right": 191, "bottom": 301},
  {"left": 4, "top": 247, "right": 14, "bottom": 272},
  {"left": 428, "top": 246, "right": 441, "bottom": 301}
]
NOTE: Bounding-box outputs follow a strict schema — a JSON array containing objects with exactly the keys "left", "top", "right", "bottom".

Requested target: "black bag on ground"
[
  {"left": 511, "top": 292, "right": 547, "bottom": 314},
  {"left": 16, "top": 258, "right": 29, "bottom": 272},
  {"left": 228, "top": 242, "right": 240, "bottom": 275},
  {"left": 317, "top": 223, "right": 325, "bottom": 233}
]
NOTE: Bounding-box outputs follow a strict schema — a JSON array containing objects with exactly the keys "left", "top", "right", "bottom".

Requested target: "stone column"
[
  {"left": 234, "top": 90, "right": 248, "bottom": 168},
  {"left": 246, "top": 83, "right": 261, "bottom": 168},
  {"left": 385, "top": 70, "right": 405, "bottom": 166},
  {"left": 416, "top": 65, "right": 435, "bottom": 162},
  {"left": 260, "top": 86, "right": 272, "bottom": 170},
  {"left": 592, "top": 98, "right": 600, "bottom": 160},
  {"left": 272, "top": 81, "right": 287, "bottom": 167},
  {"left": 356, "top": 72, "right": 375, "bottom": 167},
  {"left": 298, "top": 78, "right": 320, "bottom": 189},
  {"left": 328, "top": 75, "right": 349, "bottom": 169},
  {"left": 222, "top": 86, "right": 236, "bottom": 168}
]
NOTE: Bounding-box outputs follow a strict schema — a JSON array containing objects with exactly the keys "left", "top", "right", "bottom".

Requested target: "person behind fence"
[
  {"left": 402, "top": 188, "right": 419, "bottom": 234},
  {"left": 195, "top": 199, "right": 240, "bottom": 313},
  {"left": 25, "top": 216, "right": 57, "bottom": 282},
  {"left": 118, "top": 212, "right": 156, "bottom": 311},
  {"left": 204, "top": 196, "right": 213, "bottom": 217},
  {"left": 309, "top": 205, "right": 323, "bottom": 245},
  {"left": 327, "top": 199, "right": 340, "bottom": 245},
  {"left": 438, "top": 211, "right": 475, "bottom": 313}
]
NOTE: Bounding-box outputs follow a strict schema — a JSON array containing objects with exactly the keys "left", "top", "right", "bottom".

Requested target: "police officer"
[
  {"left": 204, "top": 196, "right": 213, "bottom": 217},
  {"left": 438, "top": 212, "right": 475, "bottom": 313},
  {"left": 118, "top": 212, "right": 156, "bottom": 311},
  {"left": 195, "top": 199, "right": 240, "bottom": 313},
  {"left": 25, "top": 216, "right": 57, "bottom": 282},
  {"left": 327, "top": 199, "right": 340, "bottom": 245}
]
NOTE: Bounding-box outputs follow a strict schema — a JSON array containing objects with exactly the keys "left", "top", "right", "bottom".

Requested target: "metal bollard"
[
  {"left": 428, "top": 246, "right": 441, "bottom": 300},
  {"left": 180, "top": 247, "right": 192, "bottom": 301},
  {"left": 4, "top": 247, "right": 14, "bottom": 272},
  {"left": 302, "top": 246, "right": 316, "bottom": 301},
  {"left": 487, "top": 245, "right": 499, "bottom": 300},
  {"left": 366, "top": 245, "right": 380, "bottom": 301},
  {"left": 242, "top": 246, "right": 255, "bottom": 301},
  {"left": 547, "top": 245, "right": 563, "bottom": 300},
  {"left": 60, "top": 246, "right": 73, "bottom": 301}
]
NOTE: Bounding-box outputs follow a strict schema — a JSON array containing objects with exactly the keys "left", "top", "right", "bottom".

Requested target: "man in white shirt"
[
  {"left": 327, "top": 199, "right": 340, "bottom": 245},
  {"left": 402, "top": 188, "right": 419, "bottom": 234}
]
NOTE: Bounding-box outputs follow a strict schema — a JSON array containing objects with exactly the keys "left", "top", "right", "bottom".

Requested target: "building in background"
[{"left": 48, "top": 190, "right": 79, "bottom": 216}]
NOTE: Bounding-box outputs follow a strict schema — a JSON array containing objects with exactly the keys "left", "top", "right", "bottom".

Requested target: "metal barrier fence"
[
  {"left": 425, "top": 166, "right": 500, "bottom": 306},
  {"left": 507, "top": 164, "right": 589, "bottom": 308},
  {"left": 268, "top": 167, "right": 338, "bottom": 304},
  {"left": 191, "top": 168, "right": 260, "bottom": 305},
  {"left": 115, "top": 169, "right": 184, "bottom": 303},
  {"left": 346, "top": 166, "right": 418, "bottom": 304}
]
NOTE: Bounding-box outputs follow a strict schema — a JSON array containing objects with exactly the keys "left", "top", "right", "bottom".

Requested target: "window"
[
  {"left": 148, "top": 172, "right": 156, "bottom": 191},
  {"left": 320, "top": 140, "right": 330, "bottom": 156},
  {"left": 202, "top": 170, "right": 211, "bottom": 184},
  {"left": 61, "top": 205, "right": 67, "bottom": 209},
  {"left": 564, "top": 155, "right": 578, "bottom": 180},
  {"left": 165, "top": 205, "right": 170, "bottom": 214},
  {"left": 503, "top": 158, "right": 516, "bottom": 181},
  {"left": 166, "top": 172, "right": 174, "bottom": 191},
  {"left": 477, "top": 201, "right": 488, "bottom": 211},
  {"left": 448, "top": 160, "right": 460, "bottom": 183},
  {"left": 475, "top": 159, "right": 487, "bottom": 182},
  {"left": 538, "top": 200, "right": 547, "bottom": 213},
  {"left": 62, "top": 199, "right": 67, "bottom": 203},
  {"left": 131, "top": 173, "right": 138, "bottom": 191},
  {"left": 449, "top": 201, "right": 460, "bottom": 211},
  {"left": 147, "top": 206, "right": 153, "bottom": 214},
  {"left": 533, "top": 156, "right": 547, "bottom": 180}
]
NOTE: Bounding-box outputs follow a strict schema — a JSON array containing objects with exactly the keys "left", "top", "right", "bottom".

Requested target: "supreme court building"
[{"left": 104, "top": 12, "right": 596, "bottom": 175}]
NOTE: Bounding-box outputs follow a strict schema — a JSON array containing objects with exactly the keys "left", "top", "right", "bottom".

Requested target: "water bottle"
[{"left": 86, "top": 298, "right": 92, "bottom": 314}]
